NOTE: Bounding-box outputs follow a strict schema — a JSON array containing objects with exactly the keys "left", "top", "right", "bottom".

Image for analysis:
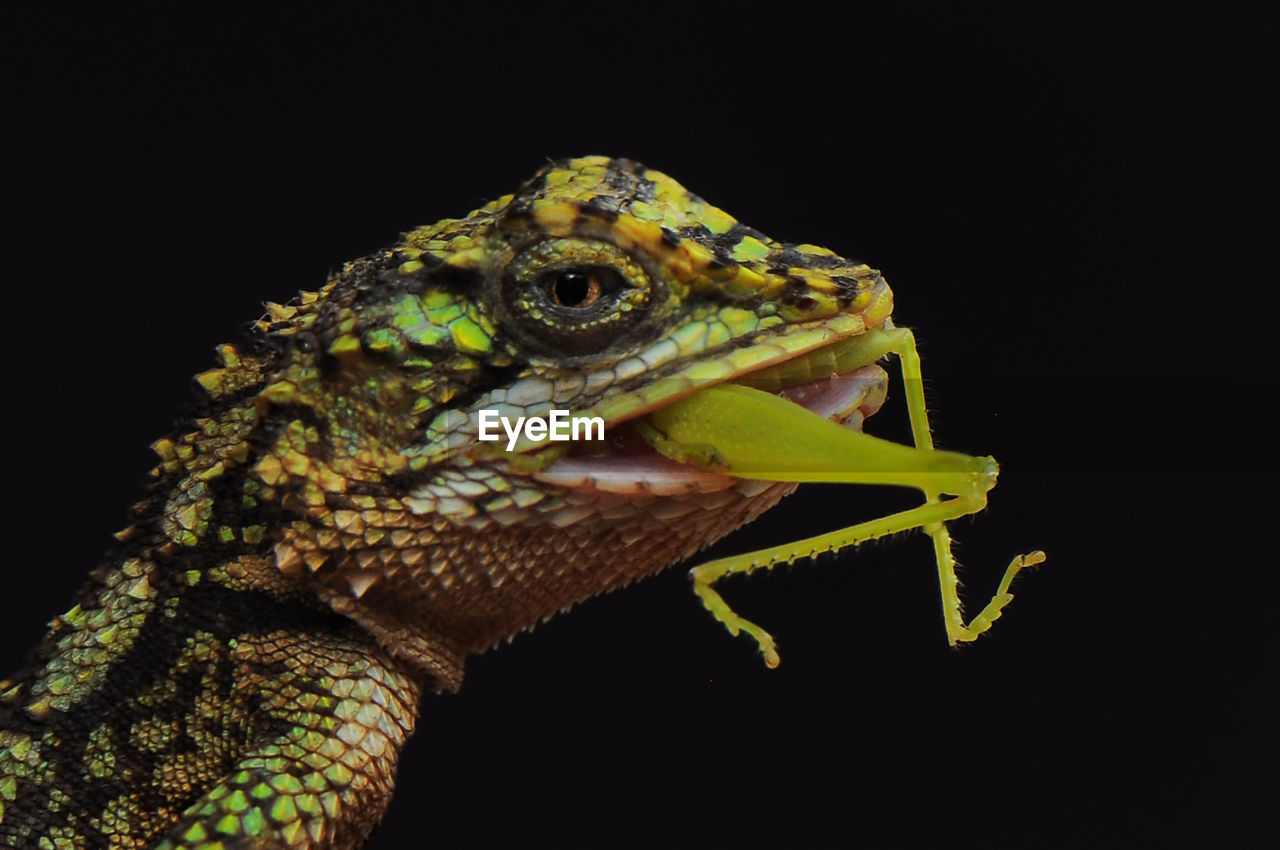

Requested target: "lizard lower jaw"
[{"left": 533, "top": 364, "right": 887, "bottom": 496}]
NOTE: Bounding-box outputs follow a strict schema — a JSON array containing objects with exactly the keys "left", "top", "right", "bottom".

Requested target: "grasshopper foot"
[
  {"left": 691, "top": 568, "right": 781, "bottom": 667},
  {"left": 947, "top": 550, "right": 1047, "bottom": 644}
]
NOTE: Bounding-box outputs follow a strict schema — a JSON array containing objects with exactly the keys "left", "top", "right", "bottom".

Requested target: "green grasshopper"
[{"left": 642, "top": 324, "right": 1046, "bottom": 667}]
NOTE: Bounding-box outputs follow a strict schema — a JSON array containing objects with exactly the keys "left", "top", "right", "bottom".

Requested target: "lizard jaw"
[{"left": 532, "top": 364, "right": 888, "bottom": 496}]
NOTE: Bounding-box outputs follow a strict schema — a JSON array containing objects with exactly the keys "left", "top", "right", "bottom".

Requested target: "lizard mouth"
[{"left": 533, "top": 346, "right": 888, "bottom": 495}]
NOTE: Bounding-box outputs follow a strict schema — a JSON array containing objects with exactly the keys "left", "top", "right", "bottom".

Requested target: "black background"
[{"left": 3, "top": 5, "right": 1264, "bottom": 849}]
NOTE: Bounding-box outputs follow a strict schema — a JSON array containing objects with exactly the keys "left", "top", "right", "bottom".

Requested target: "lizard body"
[{"left": 1, "top": 156, "right": 999, "bottom": 849}]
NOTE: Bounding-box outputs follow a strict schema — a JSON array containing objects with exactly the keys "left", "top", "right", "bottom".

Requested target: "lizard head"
[
  {"left": 180, "top": 157, "right": 897, "bottom": 681},
  {"left": 352, "top": 157, "right": 892, "bottom": 460}
]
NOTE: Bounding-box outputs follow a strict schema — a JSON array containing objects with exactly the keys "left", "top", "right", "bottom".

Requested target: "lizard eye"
[
  {"left": 500, "top": 239, "right": 662, "bottom": 357},
  {"left": 548, "top": 269, "right": 605, "bottom": 309}
]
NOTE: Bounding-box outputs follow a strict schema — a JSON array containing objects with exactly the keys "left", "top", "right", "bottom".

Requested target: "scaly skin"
[{"left": 1, "top": 157, "right": 896, "bottom": 849}]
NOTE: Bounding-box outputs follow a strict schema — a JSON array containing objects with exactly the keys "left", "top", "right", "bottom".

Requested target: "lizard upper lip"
[{"left": 532, "top": 361, "right": 888, "bottom": 495}]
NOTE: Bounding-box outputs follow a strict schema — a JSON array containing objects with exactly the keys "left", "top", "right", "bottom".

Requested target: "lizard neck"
[
  {"left": 123, "top": 336, "right": 472, "bottom": 689},
  {"left": 0, "top": 527, "right": 425, "bottom": 850}
]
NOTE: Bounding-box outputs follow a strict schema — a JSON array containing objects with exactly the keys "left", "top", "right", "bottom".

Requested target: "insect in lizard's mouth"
[{"left": 532, "top": 340, "right": 890, "bottom": 495}]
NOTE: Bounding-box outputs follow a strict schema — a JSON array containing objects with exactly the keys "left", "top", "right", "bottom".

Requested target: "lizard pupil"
[{"left": 552, "top": 270, "right": 600, "bottom": 309}]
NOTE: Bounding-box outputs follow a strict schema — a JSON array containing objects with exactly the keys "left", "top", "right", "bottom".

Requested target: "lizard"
[{"left": 0, "top": 156, "right": 1042, "bottom": 849}]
